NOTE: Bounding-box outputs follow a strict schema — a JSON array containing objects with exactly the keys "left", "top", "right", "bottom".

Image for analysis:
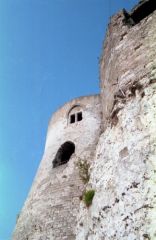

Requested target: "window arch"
[
  {"left": 68, "top": 105, "right": 83, "bottom": 124},
  {"left": 53, "top": 141, "right": 75, "bottom": 168}
]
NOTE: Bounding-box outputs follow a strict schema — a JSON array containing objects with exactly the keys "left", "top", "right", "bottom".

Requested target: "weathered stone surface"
[
  {"left": 76, "top": 81, "right": 156, "bottom": 240},
  {"left": 75, "top": 2, "right": 156, "bottom": 239},
  {"left": 100, "top": 5, "right": 156, "bottom": 128},
  {"left": 12, "top": 95, "right": 102, "bottom": 240}
]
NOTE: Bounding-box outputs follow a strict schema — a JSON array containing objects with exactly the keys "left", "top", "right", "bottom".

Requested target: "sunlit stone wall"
[
  {"left": 12, "top": 95, "right": 102, "bottom": 240},
  {"left": 76, "top": 2, "right": 156, "bottom": 239}
]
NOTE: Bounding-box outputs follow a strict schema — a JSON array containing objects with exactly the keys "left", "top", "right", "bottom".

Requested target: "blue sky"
[{"left": 0, "top": 0, "right": 138, "bottom": 239}]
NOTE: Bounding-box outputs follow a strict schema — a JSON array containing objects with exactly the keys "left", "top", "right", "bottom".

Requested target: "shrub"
[
  {"left": 83, "top": 189, "right": 95, "bottom": 207},
  {"left": 76, "top": 159, "right": 90, "bottom": 184}
]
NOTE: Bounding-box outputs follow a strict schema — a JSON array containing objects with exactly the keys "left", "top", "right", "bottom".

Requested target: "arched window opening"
[
  {"left": 69, "top": 112, "right": 82, "bottom": 124},
  {"left": 68, "top": 105, "right": 83, "bottom": 125},
  {"left": 53, "top": 141, "right": 75, "bottom": 168}
]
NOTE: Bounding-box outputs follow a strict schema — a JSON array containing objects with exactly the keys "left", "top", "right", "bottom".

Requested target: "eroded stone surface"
[
  {"left": 100, "top": 5, "right": 156, "bottom": 128},
  {"left": 76, "top": 81, "right": 156, "bottom": 240},
  {"left": 76, "top": 2, "right": 156, "bottom": 239},
  {"left": 12, "top": 95, "right": 102, "bottom": 240}
]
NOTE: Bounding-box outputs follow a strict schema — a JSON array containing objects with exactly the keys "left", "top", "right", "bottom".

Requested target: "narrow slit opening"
[
  {"left": 70, "top": 114, "right": 75, "bottom": 124},
  {"left": 77, "top": 112, "right": 82, "bottom": 122}
]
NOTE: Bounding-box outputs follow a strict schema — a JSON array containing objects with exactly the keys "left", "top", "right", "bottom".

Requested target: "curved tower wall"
[{"left": 13, "top": 95, "right": 102, "bottom": 240}]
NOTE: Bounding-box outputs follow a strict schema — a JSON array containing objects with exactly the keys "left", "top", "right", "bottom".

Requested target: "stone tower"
[
  {"left": 13, "top": 0, "right": 156, "bottom": 239},
  {"left": 13, "top": 95, "right": 102, "bottom": 240}
]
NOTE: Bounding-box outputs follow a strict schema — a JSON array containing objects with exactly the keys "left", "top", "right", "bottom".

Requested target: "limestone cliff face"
[
  {"left": 13, "top": 1, "right": 156, "bottom": 239},
  {"left": 76, "top": 2, "right": 156, "bottom": 240},
  {"left": 76, "top": 84, "right": 156, "bottom": 240}
]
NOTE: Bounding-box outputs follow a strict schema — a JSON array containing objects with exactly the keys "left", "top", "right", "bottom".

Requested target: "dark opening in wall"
[
  {"left": 68, "top": 105, "right": 83, "bottom": 125},
  {"left": 69, "top": 112, "right": 83, "bottom": 124},
  {"left": 77, "top": 112, "right": 82, "bottom": 122},
  {"left": 131, "top": 0, "right": 156, "bottom": 24},
  {"left": 70, "top": 114, "right": 75, "bottom": 124},
  {"left": 53, "top": 141, "right": 75, "bottom": 168},
  {"left": 123, "top": 10, "right": 135, "bottom": 26},
  {"left": 123, "top": 0, "right": 156, "bottom": 26}
]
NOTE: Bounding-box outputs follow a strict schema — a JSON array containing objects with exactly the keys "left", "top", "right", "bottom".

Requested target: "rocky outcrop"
[{"left": 76, "top": 80, "right": 156, "bottom": 239}]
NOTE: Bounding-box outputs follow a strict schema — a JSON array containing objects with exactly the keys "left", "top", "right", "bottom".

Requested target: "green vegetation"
[
  {"left": 83, "top": 189, "right": 95, "bottom": 207},
  {"left": 76, "top": 159, "right": 90, "bottom": 184}
]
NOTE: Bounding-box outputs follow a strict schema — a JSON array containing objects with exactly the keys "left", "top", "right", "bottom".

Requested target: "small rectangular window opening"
[
  {"left": 70, "top": 114, "right": 75, "bottom": 124},
  {"left": 77, "top": 112, "right": 82, "bottom": 122}
]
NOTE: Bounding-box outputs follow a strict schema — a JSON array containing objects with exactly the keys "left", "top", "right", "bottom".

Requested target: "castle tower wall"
[
  {"left": 100, "top": 0, "right": 156, "bottom": 127},
  {"left": 13, "top": 95, "right": 102, "bottom": 240}
]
